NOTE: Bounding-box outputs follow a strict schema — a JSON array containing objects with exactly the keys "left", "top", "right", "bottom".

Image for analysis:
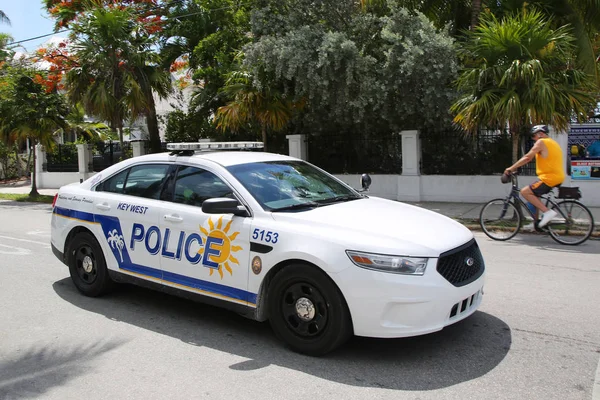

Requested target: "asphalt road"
[{"left": 1, "top": 201, "right": 599, "bottom": 400}]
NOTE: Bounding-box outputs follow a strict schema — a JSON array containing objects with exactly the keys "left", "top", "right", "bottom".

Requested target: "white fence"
[
  {"left": 289, "top": 130, "right": 600, "bottom": 207},
  {"left": 36, "top": 133, "right": 600, "bottom": 207},
  {"left": 333, "top": 174, "right": 600, "bottom": 207}
]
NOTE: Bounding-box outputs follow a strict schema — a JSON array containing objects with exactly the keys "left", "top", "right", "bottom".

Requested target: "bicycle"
[{"left": 479, "top": 173, "right": 595, "bottom": 245}]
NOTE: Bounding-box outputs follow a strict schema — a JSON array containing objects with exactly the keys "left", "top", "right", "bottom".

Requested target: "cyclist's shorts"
[{"left": 529, "top": 181, "right": 556, "bottom": 196}]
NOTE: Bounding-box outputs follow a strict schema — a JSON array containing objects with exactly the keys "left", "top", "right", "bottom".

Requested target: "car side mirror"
[
  {"left": 360, "top": 173, "right": 372, "bottom": 192},
  {"left": 202, "top": 198, "right": 248, "bottom": 217}
]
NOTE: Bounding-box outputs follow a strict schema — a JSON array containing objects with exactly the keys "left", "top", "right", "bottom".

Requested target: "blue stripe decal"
[
  {"left": 163, "top": 270, "right": 257, "bottom": 304},
  {"left": 54, "top": 206, "right": 257, "bottom": 304},
  {"left": 54, "top": 207, "right": 95, "bottom": 223},
  {"left": 121, "top": 262, "right": 164, "bottom": 280}
]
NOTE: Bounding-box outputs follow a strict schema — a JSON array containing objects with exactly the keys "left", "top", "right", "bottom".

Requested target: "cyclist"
[{"left": 504, "top": 125, "right": 565, "bottom": 228}]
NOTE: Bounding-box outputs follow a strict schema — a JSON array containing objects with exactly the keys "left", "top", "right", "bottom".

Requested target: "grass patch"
[{"left": 0, "top": 193, "right": 54, "bottom": 203}]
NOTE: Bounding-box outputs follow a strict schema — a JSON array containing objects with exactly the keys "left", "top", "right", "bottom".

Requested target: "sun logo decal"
[{"left": 198, "top": 216, "right": 242, "bottom": 279}]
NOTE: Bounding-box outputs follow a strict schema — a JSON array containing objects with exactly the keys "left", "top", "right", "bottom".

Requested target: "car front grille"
[
  {"left": 449, "top": 289, "right": 482, "bottom": 319},
  {"left": 436, "top": 239, "right": 484, "bottom": 287}
]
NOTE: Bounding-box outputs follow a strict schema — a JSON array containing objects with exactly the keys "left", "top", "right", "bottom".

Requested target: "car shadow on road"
[
  {"left": 52, "top": 278, "right": 511, "bottom": 391},
  {"left": 0, "top": 340, "right": 124, "bottom": 399},
  {"left": 476, "top": 232, "right": 600, "bottom": 254}
]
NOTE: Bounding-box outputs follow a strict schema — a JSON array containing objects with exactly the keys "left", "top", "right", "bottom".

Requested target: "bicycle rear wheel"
[
  {"left": 547, "top": 200, "right": 594, "bottom": 245},
  {"left": 480, "top": 198, "right": 521, "bottom": 240}
]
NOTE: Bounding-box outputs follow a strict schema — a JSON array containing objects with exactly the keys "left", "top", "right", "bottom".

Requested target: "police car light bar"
[{"left": 166, "top": 142, "right": 264, "bottom": 151}]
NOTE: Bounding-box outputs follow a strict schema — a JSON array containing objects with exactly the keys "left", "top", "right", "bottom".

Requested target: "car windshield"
[{"left": 227, "top": 161, "right": 363, "bottom": 211}]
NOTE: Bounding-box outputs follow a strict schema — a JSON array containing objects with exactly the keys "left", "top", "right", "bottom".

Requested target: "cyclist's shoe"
[{"left": 538, "top": 209, "right": 558, "bottom": 228}]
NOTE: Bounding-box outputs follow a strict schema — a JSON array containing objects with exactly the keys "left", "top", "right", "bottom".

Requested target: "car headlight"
[{"left": 346, "top": 250, "right": 428, "bottom": 275}]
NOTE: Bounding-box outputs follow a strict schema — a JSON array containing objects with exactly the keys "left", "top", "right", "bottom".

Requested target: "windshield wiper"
[
  {"left": 270, "top": 201, "right": 321, "bottom": 212},
  {"left": 316, "top": 195, "right": 363, "bottom": 205}
]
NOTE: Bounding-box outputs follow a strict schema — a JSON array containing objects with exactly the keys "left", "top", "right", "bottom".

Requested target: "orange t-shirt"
[{"left": 536, "top": 138, "right": 565, "bottom": 187}]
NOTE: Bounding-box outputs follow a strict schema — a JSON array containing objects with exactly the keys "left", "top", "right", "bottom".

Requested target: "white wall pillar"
[
  {"left": 77, "top": 143, "right": 94, "bottom": 183},
  {"left": 132, "top": 140, "right": 148, "bottom": 158},
  {"left": 35, "top": 144, "right": 46, "bottom": 189},
  {"left": 286, "top": 134, "right": 308, "bottom": 160},
  {"left": 400, "top": 130, "right": 421, "bottom": 176},
  {"left": 549, "top": 126, "right": 569, "bottom": 175}
]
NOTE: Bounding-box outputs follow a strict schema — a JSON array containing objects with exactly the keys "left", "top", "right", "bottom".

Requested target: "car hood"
[{"left": 270, "top": 196, "right": 473, "bottom": 256}]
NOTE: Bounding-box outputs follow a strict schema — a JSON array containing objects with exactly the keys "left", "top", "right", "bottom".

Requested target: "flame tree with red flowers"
[
  {"left": 42, "top": 0, "right": 171, "bottom": 153},
  {"left": 0, "top": 61, "right": 68, "bottom": 195}
]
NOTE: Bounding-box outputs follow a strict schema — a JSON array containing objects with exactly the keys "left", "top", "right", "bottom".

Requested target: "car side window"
[
  {"left": 96, "top": 169, "right": 129, "bottom": 193},
  {"left": 123, "top": 164, "right": 170, "bottom": 200},
  {"left": 173, "top": 166, "right": 234, "bottom": 207}
]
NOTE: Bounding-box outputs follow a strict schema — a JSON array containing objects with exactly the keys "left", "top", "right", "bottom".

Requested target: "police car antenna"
[{"left": 166, "top": 141, "right": 265, "bottom": 154}]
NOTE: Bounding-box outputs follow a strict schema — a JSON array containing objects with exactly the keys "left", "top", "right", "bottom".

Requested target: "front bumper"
[{"left": 333, "top": 256, "right": 485, "bottom": 338}]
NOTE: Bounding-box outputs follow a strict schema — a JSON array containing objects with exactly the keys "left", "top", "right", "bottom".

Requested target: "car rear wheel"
[
  {"left": 268, "top": 264, "right": 352, "bottom": 356},
  {"left": 68, "top": 232, "right": 113, "bottom": 297}
]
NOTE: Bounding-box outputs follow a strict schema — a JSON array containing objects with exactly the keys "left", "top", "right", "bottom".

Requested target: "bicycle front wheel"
[
  {"left": 547, "top": 200, "right": 594, "bottom": 245},
  {"left": 480, "top": 198, "right": 521, "bottom": 241}
]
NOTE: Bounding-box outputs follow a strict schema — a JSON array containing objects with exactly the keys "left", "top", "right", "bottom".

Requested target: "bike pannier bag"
[{"left": 558, "top": 186, "right": 581, "bottom": 199}]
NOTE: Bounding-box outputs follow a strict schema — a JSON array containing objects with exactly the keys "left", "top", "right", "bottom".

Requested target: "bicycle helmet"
[{"left": 530, "top": 124, "right": 549, "bottom": 135}]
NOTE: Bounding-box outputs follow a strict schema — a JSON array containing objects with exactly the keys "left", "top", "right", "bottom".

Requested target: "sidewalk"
[
  {"left": 0, "top": 179, "right": 59, "bottom": 196},
  {"left": 1, "top": 179, "right": 598, "bottom": 232}
]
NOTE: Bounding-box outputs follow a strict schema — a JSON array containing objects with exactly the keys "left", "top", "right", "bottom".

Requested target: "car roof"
[
  {"left": 195, "top": 151, "right": 297, "bottom": 166},
  {"left": 142, "top": 150, "right": 298, "bottom": 167}
]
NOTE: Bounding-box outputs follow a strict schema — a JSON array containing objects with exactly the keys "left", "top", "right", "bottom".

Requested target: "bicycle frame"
[{"left": 501, "top": 174, "right": 566, "bottom": 227}]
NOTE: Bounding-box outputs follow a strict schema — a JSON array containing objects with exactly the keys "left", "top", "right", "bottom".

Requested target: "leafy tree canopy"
[
  {"left": 243, "top": 0, "right": 459, "bottom": 134},
  {"left": 451, "top": 10, "right": 597, "bottom": 161},
  {"left": 0, "top": 62, "right": 68, "bottom": 194}
]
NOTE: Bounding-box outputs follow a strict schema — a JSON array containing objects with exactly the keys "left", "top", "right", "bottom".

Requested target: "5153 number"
[{"left": 252, "top": 229, "right": 279, "bottom": 244}]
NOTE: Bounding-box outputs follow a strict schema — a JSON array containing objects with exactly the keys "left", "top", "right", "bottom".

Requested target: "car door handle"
[
  {"left": 164, "top": 214, "right": 183, "bottom": 222},
  {"left": 95, "top": 203, "right": 111, "bottom": 211}
]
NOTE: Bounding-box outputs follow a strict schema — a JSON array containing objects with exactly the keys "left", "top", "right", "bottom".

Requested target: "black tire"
[
  {"left": 547, "top": 200, "right": 594, "bottom": 245},
  {"left": 267, "top": 264, "right": 352, "bottom": 356},
  {"left": 479, "top": 198, "right": 522, "bottom": 241},
  {"left": 67, "top": 232, "right": 113, "bottom": 297}
]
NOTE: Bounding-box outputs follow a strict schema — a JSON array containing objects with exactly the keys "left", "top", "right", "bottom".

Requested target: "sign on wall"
[{"left": 568, "top": 124, "right": 600, "bottom": 180}]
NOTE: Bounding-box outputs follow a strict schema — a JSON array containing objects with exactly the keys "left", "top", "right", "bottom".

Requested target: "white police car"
[{"left": 51, "top": 142, "right": 485, "bottom": 356}]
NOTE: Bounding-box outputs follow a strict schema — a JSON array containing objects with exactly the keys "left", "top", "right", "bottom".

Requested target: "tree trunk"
[
  {"left": 146, "top": 94, "right": 162, "bottom": 154},
  {"left": 117, "top": 121, "right": 124, "bottom": 151},
  {"left": 25, "top": 139, "right": 32, "bottom": 177},
  {"left": 470, "top": 0, "right": 482, "bottom": 30},
  {"left": 14, "top": 147, "right": 23, "bottom": 178},
  {"left": 511, "top": 129, "right": 520, "bottom": 164},
  {"left": 30, "top": 139, "right": 39, "bottom": 197},
  {"left": 261, "top": 125, "right": 268, "bottom": 152}
]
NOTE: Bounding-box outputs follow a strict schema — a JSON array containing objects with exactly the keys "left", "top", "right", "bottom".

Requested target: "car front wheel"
[{"left": 268, "top": 264, "right": 352, "bottom": 356}]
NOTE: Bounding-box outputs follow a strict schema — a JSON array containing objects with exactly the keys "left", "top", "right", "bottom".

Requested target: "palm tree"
[
  {"left": 67, "top": 8, "right": 141, "bottom": 150},
  {"left": 451, "top": 10, "right": 597, "bottom": 163},
  {"left": 215, "top": 71, "right": 302, "bottom": 151},
  {"left": 67, "top": 7, "right": 170, "bottom": 152},
  {"left": 486, "top": 1, "right": 600, "bottom": 80},
  {"left": 63, "top": 103, "right": 110, "bottom": 141},
  {"left": 129, "top": 47, "right": 172, "bottom": 153},
  {"left": 0, "top": 10, "right": 10, "bottom": 25},
  {"left": 0, "top": 33, "right": 13, "bottom": 60}
]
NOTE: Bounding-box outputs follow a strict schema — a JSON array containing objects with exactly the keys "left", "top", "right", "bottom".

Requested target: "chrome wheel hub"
[
  {"left": 295, "top": 297, "right": 315, "bottom": 321},
  {"left": 82, "top": 256, "right": 94, "bottom": 273}
]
